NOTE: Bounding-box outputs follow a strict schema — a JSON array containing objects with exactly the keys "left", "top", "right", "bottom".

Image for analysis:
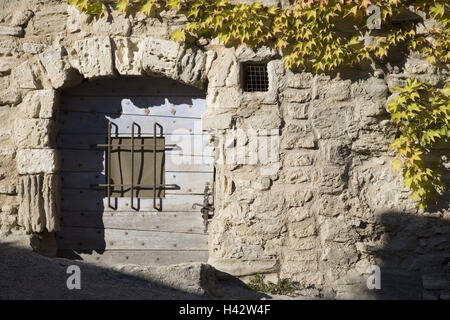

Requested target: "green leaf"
[
  {"left": 87, "top": 2, "right": 103, "bottom": 16},
  {"left": 171, "top": 29, "right": 185, "bottom": 43},
  {"left": 392, "top": 158, "right": 402, "bottom": 174},
  {"left": 166, "top": 0, "right": 181, "bottom": 10},
  {"left": 117, "top": 0, "right": 129, "bottom": 13},
  {"left": 140, "top": 0, "right": 155, "bottom": 15}
]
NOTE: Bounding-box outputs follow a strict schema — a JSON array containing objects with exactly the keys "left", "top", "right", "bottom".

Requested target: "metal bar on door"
[
  {"left": 107, "top": 120, "right": 112, "bottom": 209},
  {"left": 154, "top": 122, "right": 163, "bottom": 211},
  {"left": 131, "top": 121, "right": 135, "bottom": 210},
  {"left": 153, "top": 122, "right": 157, "bottom": 210}
]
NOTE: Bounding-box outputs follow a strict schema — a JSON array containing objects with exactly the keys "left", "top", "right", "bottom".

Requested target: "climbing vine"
[
  {"left": 389, "top": 79, "right": 450, "bottom": 209},
  {"left": 68, "top": 0, "right": 450, "bottom": 209}
]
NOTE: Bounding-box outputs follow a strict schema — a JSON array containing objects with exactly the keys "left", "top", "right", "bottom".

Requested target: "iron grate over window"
[{"left": 243, "top": 63, "right": 269, "bottom": 92}]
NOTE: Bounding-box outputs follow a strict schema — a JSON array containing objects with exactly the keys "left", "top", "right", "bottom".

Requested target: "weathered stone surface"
[
  {"left": 202, "top": 112, "right": 233, "bottom": 131},
  {"left": 0, "top": 39, "right": 20, "bottom": 56},
  {"left": 178, "top": 46, "right": 207, "bottom": 86},
  {"left": 23, "top": 42, "right": 47, "bottom": 54},
  {"left": 66, "top": 5, "right": 81, "bottom": 33},
  {"left": 113, "top": 37, "right": 143, "bottom": 75},
  {"left": 39, "top": 46, "right": 81, "bottom": 89},
  {"left": 13, "top": 118, "right": 56, "bottom": 149},
  {"left": 0, "top": 57, "right": 16, "bottom": 75},
  {"left": 11, "top": 61, "right": 40, "bottom": 89},
  {"left": 283, "top": 103, "right": 309, "bottom": 119},
  {"left": 0, "top": 26, "right": 24, "bottom": 37},
  {"left": 0, "top": 184, "right": 17, "bottom": 195},
  {"left": 17, "top": 174, "right": 60, "bottom": 233},
  {"left": 11, "top": 10, "right": 34, "bottom": 27},
  {"left": 141, "top": 37, "right": 180, "bottom": 79},
  {"left": 324, "top": 81, "right": 351, "bottom": 101},
  {"left": 93, "top": 11, "right": 131, "bottom": 36},
  {"left": 16, "top": 149, "right": 60, "bottom": 175},
  {"left": 282, "top": 88, "right": 311, "bottom": 103},
  {"left": 17, "top": 90, "right": 58, "bottom": 119},
  {"left": 72, "top": 36, "right": 114, "bottom": 78}
]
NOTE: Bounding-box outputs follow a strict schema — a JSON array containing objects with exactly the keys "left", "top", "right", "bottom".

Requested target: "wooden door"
[{"left": 56, "top": 77, "right": 213, "bottom": 266}]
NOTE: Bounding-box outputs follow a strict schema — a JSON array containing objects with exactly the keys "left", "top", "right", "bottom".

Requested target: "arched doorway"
[{"left": 56, "top": 76, "right": 214, "bottom": 265}]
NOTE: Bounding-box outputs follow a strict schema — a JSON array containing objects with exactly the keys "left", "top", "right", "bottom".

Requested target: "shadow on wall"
[
  {"left": 361, "top": 165, "right": 450, "bottom": 299},
  {"left": 0, "top": 242, "right": 269, "bottom": 300},
  {"left": 370, "top": 210, "right": 450, "bottom": 299}
]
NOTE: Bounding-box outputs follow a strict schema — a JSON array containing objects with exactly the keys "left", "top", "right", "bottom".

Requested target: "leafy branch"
[{"left": 389, "top": 78, "right": 450, "bottom": 209}]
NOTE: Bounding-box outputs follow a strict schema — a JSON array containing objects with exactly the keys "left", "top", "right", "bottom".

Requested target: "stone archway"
[{"left": 12, "top": 36, "right": 216, "bottom": 252}]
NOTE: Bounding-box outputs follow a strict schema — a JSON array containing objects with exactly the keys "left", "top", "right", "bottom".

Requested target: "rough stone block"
[
  {"left": 11, "top": 61, "right": 40, "bottom": 89},
  {"left": 202, "top": 112, "right": 233, "bottom": 130},
  {"left": 244, "top": 106, "right": 281, "bottom": 130},
  {"left": 72, "top": 36, "right": 114, "bottom": 78},
  {"left": 289, "top": 219, "right": 316, "bottom": 238},
  {"left": 0, "top": 26, "right": 24, "bottom": 37},
  {"left": 178, "top": 47, "right": 207, "bottom": 86},
  {"left": 13, "top": 118, "right": 56, "bottom": 149},
  {"left": 284, "top": 103, "right": 309, "bottom": 119},
  {"left": 0, "top": 57, "right": 16, "bottom": 75},
  {"left": 286, "top": 72, "right": 314, "bottom": 88},
  {"left": 39, "top": 46, "right": 81, "bottom": 89},
  {"left": 113, "top": 37, "right": 143, "bottom": 75},
  {"left": 285, "top": 191, "right": 313, "bottom": 207},
  {"left": 93, "top": 12, "right": 131, "bottom": 36},
  {"left": 282, "top": 88, "right": 311, "bottom": 103},
  {"left": 23, "top": 43, "right": 47, "bottom": 54},
  {"left": 141, "top": 37, "right": 180, "bottom": 79},
  {"left": 209, "top": 51, "right": 235, "bottom": 87},
  {"left": 288, "top": 236, "right": 316, "bottom": 250},
  {"left": 324, "top": 81, "right": 351, "bottom": 101},
  {"left": 17, "top": 149, "right": 60, "bottom": 174},
  {"left": 11, "top": 10, "right": 34, "bottom": 27},
  {"left": 17, "top": 173, "right": 60, "bottom": 233},
  {"left": 311, "top": 105, "right": 354, "bottom": 139},
  {"left": 0, "top": 184, "right": 17, "bottom": 195},
  {"left": 284, "top": 152, "right": 314, "bottom": 167},
  {"left": 363, "top": 77, "right": 389, "bottom": 99},
  {"left": 0, "top": 39, "right": 20, "bottom": 56},
  {"left": 18, "top": 89, "right": 59, "bottom": 119},
  {"left": 66, "top": 5, "right": 81, "bottom": 33}
]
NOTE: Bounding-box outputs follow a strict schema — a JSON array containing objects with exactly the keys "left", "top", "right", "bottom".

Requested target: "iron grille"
[
  {"left": 243, "top": 63, "right": 269, "bottom": 92},
  {"left": 92, "top": 121, "right": 179, "bottom": 211}
]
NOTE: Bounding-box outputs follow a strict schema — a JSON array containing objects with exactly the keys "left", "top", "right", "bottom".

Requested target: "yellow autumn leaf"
[{"left": 392, "top": 158, "right": 402, "bottom": 173}]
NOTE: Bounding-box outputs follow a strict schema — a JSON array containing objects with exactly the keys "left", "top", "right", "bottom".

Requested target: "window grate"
[{"left": 243, "top": 63, "right": 269, "bottom": 92}]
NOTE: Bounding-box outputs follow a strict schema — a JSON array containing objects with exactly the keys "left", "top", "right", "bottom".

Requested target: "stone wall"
[{"left": 0, "top": 0, "right": 449, "bottom": 299}]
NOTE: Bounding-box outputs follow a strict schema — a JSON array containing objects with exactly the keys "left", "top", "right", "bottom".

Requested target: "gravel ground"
[{"left": 0, "top": 240, "right": 278, "bottom": 300}]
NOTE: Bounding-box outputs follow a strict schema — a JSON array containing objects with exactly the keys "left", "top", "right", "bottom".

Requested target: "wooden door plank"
[
  {"left": 61, "top": 191, "right": 206, "bottom": 212},
  {"left": 60, "top": 211, "right": 206, "bottom": 234},
  {"left": 61, "top": 171, "right": 213, "bottom": 194},
  {"left": 61, "top": 150, "right": 214, "bottom": 172},
  {"left": 57, "top": 249, "right": 208, "bottom": 265},
  {"left": 58, "top": 134, "right": 213, "bottom": 156},
  {"left": 58, "top": 133, "right": 213, "bottom": 156},
  {"left": 57, "top": 227, "right": 209, "bottom": 250}
]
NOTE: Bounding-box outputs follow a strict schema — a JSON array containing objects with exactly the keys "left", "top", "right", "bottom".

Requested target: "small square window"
[{"left": 242, "top": 63, "right": 269, "bottom": 92}]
